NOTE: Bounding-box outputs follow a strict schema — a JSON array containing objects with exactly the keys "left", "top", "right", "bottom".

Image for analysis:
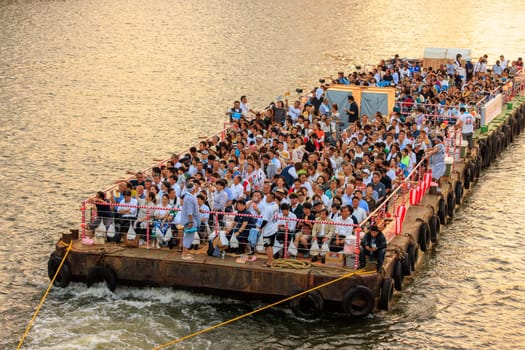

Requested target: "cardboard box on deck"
[{"left": 325, "top": 252, "right": 344, "bottom": 267}]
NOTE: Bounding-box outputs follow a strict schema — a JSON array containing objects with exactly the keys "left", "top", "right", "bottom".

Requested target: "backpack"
[{"left": 280, "top": 165, "right": 295, "bottom": 187}]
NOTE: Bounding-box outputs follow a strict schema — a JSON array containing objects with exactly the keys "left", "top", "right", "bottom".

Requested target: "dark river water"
[{"left": 1, "top": 0, "right": 525, "bottom": 349}]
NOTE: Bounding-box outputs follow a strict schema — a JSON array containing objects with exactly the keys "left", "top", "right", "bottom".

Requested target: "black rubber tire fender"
[
  {"left": 438, "top": 198, "right": 447, "bottom": 225},
  {"left": 475, "top": 155, "right": 482, "bottom": 179},
  {"left": 408, "top": 243, "right": 417, "bottom": 271},
  {"left": 47, "top": 255, "right": 72, "bottom": 288},
  {"left": 510, "top": 115, "right": 519, "bottom": 138},
  {"left": 379, "top": 277, "right": 394, "bottom": 311},
  {"left": 498, "top": 132, "right": 505, "bottom": 153},
  {"left": 342, "top": 285, "right": 374, "bottom": 318},
  {"left": 401, "top": 250, "right": 411, "bottom": 277},
  {"left": 393, "top": 259, "right": 404, "bottom": 291},
  {"left": 480, "top": 140, "right": 490, "bottom": 168},
  {"left": 418, "top": 220, "right": 430, "bottom": 252},
  {"left": 455, "top": 181, "right": 463, "bottom": 205},
  {"left": 490, "top": 135, "right": 498, "bottom": 162},
  {"left": 485, "top": 142, "right": 491, "bottom": 168},
  {"left": 429, "top": 215, "right": 439, "bottom": 243},
  {"left": 469, "top": 160, "right": 476, "bottom": 183},
  {"left": 503, "top": 126, "right": 512, "bottom": 146},
  {"left": 86, "top": 266, "right": 117, "bottom": 292},
  {"left": 447, "top": 191, "right": 455, "bottom": 218},
  {"left": 290, "top": 290, "right": 325, "bottom": 320},
  {"left": 463, "top": 166, "right": 471, "bottom": 189}
]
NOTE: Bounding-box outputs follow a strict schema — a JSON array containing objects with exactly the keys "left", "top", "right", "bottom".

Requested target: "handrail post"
[
  {"left": 354, "top": 225, "right": 361, "bottom": 270},
  {"left": 284, "top": 221, "right": 289, "bottom": 258},
  {"left": 80, "top": 200, "right": 86, "bottom": 239},
  {"left": 146, "top": 211, "right": 150, "bottom": 249}
]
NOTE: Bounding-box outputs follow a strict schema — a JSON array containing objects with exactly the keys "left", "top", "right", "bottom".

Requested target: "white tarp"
[
  {"left": 481, "top": 94, "right": 503, "bottom": 126},
  {"left": 423, "top": 47, "right": 471, "bottom": 61}
]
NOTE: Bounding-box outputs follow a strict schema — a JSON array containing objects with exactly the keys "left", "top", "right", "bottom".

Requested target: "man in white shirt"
[
  {"left": 287, "top": 100, "right": 302, "bottom": 122},
  {"left": 351, "top": 197, "right": 367, "bottom": 224},
  {"left": 259, "top": 192, "right": 279, "bottom": 266},
  {"left": 116, "top": 190, "right": 138, "bottom": 242},
  {"left": 332, "top": 205, "right": 357, "bottom": 253},
  {"left": 229, "top": 175, "right": 244, "bottom": 200},
  {"left": 500, "top": 55, "right": 508, "bottom": 70},
  {"left": 456, "top": 107, "right": 475, "bottom": 150},
  {"left": 240, "top": 95, "right": 256, "bottom": 117}
]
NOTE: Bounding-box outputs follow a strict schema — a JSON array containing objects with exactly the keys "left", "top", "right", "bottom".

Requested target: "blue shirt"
[{"left": 181, "top": 193, "right": 200, "bottom": 228}]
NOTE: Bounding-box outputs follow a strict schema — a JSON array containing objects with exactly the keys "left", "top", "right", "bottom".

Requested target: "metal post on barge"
[{"left": 80, "top": 200, "right": 86, "bottom": 239}]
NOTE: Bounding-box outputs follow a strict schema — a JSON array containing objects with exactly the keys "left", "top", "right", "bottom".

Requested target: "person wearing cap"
[
  {"left": 273, "top": 186, "right": 289, "bottom": 204},
  {"left": 425, "top": 136, "right": 446, "bottom": 183},
  {"left": 359, "top": 225, "right": 387, "bottom": 272},
  {"left": 311, "top": 199, "right": 324, "bottom": 215}
]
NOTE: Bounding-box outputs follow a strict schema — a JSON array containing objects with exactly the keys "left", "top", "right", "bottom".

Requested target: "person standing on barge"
[
  {"left": 180, "top": 182, "right": 200, "bottom": 260},
  {"left": 259, "top": 191, "right": 279, "bottom": 267},
  {"left": 456, "top": 107, "right": 475, "bottom": 151},
  {"left": 425, "top": 136, "right": 446, "bottom": 185}
]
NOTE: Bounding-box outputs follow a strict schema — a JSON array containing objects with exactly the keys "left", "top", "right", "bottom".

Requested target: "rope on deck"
[
  {"left": 152, "top": 268, "right": 377, "bottom": 350},
  {"left": 271, "top": 258, "right": 311, "bottom": 269},
  {"left": 16, "top": 241, "right": 73, "bottom": 350}
]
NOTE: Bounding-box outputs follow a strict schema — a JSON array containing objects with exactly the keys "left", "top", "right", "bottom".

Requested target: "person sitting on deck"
[
  {"left": 276, "top": 203, "right": 297, "bottom": 255},
  {"left": 359, "top": 225, "right": 387, "bottom": 272},
  {"left": 225, "top": 199, "right": 254, "bottom": 254},
  {"left": 88, "top": 191, "right": 114, "bottom": 232},
  {"left": 310, "top": 208, "right": 335, "bottom": 263},
  {"left": 115, "top": 190, "right": 138, "bottom": 243},
  {"left": 292, "top": 202, "right": 315, "bottom": 258},
  {"left": 331, "top": 205, "right": 357, "bottom": 253}
]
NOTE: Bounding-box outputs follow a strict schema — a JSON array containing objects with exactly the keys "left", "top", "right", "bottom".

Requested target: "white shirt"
[
  {"left": 240, "top": 102, "right": 251, "bottom": 116},
  {"left": 229, "top": 182, "right": 244, "bottom": 200},
  {"left": 278, "top": 212, "right": 297, "bottom": 232},
  {"left": 334, "top": 216, "right": 354, "bottom": 240},
  {"left": 288, "top": 106, "right": 301, "bottom": 121},
  {"left": 459, "top": 112, "right": 475, "bottom": 134},
  {"left": 352, "top": 207, "right": 367, "bottom": 224},
  {"left": 118, "top": 198, "right": 138, "bottom": 217},
  {"left": 261, "top": 202, "right": 279, "bottom": 237}
]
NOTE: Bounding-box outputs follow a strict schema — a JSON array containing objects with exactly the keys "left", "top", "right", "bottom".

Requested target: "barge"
[{"left": 48, "top": 66, "right": 525, "bottom": 320}]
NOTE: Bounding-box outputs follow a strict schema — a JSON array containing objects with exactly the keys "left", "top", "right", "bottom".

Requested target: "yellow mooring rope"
[
  {"left": 16, "top": 241, "right": 73, "bottom": 350},
  {"left": 152, "top": 268, "right": 377, "bottom": 350}
]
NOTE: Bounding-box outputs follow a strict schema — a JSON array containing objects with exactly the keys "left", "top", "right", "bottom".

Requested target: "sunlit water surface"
[{"left": 1, "top": 0, "right": 525, "bottom": 348}]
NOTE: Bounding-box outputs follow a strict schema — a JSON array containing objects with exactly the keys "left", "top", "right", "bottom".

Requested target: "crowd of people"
[{"left": 87, "top": 54, "right": 522, "bottom": 269}]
